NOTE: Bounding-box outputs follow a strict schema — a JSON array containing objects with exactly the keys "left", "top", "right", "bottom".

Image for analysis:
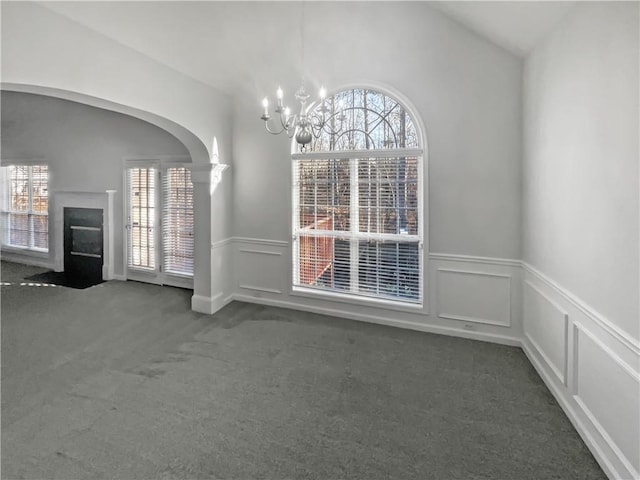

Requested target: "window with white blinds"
[
  {"left": 126, "top": 164, "right": 193, "bottom": 277},
  {"left": 292, "top": 88, "right": 423, "bottom": 304},
  {"left": 127, "top": 167, "right": 157, "bottom": 269},
  {"left": 1, "top": 165, "right": 49, "bottom": 251},
  {"left": 162, "top": 167, "right": 194, "bottom": 275}
]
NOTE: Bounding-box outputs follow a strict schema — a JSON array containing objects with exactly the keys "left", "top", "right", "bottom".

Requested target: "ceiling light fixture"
[
  {"left": 259, "top": 3, "right": 345, "bottom": 151},
  {"left": 260, "top": 85, "right": 346, "bottom": 151}
]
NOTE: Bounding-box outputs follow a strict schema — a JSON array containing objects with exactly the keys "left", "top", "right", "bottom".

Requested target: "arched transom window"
[{"left": 292, "top": 88, "right": 424, "bottom": 305}]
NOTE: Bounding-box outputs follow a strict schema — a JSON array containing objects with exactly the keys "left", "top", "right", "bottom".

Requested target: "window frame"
[
  {"left": 1, "top": 164, "right": 50, "bottom": 253},
  {"left": 291, "top": 87, "right": 426, "bottom": 308}
]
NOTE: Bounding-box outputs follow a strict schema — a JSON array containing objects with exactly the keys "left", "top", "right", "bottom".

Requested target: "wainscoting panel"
[
  {"left": 234, "top": 237, "right": 289, "bottom": 297},
  {"left": 573, "top": 322, "right": 640, "bottom": 478},
  {"left": 522, "top": 263, "right": 640, "bottom": 480},
  {"left": 436, "top": 268, "right": 512, "bottom": 327},
  {"left": 523, "top": 280, "right": 568, "bottom": 385}
]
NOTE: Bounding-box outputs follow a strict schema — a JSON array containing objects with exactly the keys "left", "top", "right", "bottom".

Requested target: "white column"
[{"left": 189, "top": 163, "right": 229, "bottom": 314}]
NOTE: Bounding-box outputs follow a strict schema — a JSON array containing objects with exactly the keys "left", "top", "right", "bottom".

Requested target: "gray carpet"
[{"left": 1, "top": 261, "right": 605, "bottom": 479}]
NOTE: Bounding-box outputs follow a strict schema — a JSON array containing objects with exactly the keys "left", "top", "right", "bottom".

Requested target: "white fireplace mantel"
[{"left": 53, "top": 190, "right": 116, "bottom": 280}]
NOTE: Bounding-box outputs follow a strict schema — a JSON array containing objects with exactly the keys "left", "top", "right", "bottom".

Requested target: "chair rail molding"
[{"left": 522, "top": 262, "right": 639, "bottom": 356}]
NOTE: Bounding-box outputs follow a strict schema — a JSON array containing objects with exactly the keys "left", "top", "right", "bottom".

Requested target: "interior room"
[{"left": 1, "top": 1, "right": 638, "bottom": 479}]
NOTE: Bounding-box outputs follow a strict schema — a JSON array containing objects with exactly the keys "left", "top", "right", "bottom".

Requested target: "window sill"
[
  {"left": 165, "top": 272, "right": 194, "bottom": 279},
  {"left": 1, "top": 245, "right": 49, "bottom": 257},
  {"left": 290, "top": 286, "right": 425, "bottom": 314}
]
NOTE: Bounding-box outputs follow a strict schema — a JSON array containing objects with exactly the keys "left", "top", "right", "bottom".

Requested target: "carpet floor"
[{"left": 1, "top": 261, "right": 605, "bottom": 479}]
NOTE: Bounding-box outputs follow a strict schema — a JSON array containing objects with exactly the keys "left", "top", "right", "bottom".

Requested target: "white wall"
[
  {"left": 0, "top": 91, "right": 188, "bottom": 277},
  {"left": 233, "top": 2, "right": 522, "bottom": 259},
  {"left": 1, "top": 1, "right": 230, "bottom": 166},
  {"left": 524, "top": 1, "right": 639, "bottom": 342},
  {"left": 522, "top": 3, "right": 639, "bottom": 479},
  {"left": 230, "top": 1, "right": 523, "bottom": 342}
]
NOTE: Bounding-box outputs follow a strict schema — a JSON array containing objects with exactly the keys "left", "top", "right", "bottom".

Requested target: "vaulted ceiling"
[
  {"left": 431, "top": 1, "right": 576, "bottom": 56},
  {"left": 38, "top": 1, "right": 576, "bottom": 94}
]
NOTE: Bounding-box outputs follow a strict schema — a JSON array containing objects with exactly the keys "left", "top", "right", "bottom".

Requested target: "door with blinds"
[{"left": 125, "top": 161, "right": 194, "bottom": 288}]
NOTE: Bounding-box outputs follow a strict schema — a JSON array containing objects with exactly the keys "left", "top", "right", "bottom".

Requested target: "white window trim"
[{"left": 290, "top": 283, "right": 426, "bottom": 313}]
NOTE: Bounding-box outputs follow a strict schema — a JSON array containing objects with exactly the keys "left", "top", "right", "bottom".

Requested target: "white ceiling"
[
  {"left": 37, "top": 1, "right": 577, "bottom": 93},
  {"left": 431, "top": 1, "right": 576, "bottom": 56}
]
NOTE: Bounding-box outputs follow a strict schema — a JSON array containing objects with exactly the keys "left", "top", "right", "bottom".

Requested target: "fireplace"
[
  {"left": 53, "top": 190, "right": 116, "bottom": 280},
  {"left": 64, "top": 207, "right": 103, "bottom": 283}
]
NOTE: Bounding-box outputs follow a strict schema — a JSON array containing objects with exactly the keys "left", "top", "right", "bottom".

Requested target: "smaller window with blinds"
[
  {"left": 162, "top": 167, "right": 194, "bottom": 276},
  {"left": 1, "top": 165, "right": 49, "bottom": 252},
  {"left": 127, "top": 166, "right": 157, "bottom": 269}
]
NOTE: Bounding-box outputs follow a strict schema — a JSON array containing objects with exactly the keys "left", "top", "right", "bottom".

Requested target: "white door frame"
[{"left": 123, "top": 157, "right": 193, "bottom": 289}]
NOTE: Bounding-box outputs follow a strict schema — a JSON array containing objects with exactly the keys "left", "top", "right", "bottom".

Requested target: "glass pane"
[
  {"left": 298, "top": 235, "right": 334, "bottom": 287},
  {"left": 9, "top": 166, "right": 29, "bottom": 212},
  {"left": 71, "top": 228, "right": 100, "bottom": 256},
  {"left": 32, "top": 214, "right": 48, "bottom": 250},
  {"left": 7, "top": 213, "right": 29, "bottom": 247},
  {"left": 358, "top": 241, "right": 420, "bottom": 302},
  {"left": 163, "top": 167, "right": 194, "bottom": 276},
  {"left": 31, "top": 165, "right": 48, "bottom": 213},
  {"left": 128, "top": 167, "right": 156, "bottom": 269},
  {"left": 298, "top": 236, "right": 351, "bottom": 292},
  {"left": 296, "top": 158, "right": 350, "bottom": 232},
  {"left": 357, "top": 157, "right": 419, "bottom": 235},
  {"left": 307, "top": 89, "right": 419, "bottom": 152}
]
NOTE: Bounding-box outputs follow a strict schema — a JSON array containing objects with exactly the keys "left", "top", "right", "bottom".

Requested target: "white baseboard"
[
  {"left": 231, "top": 293, "right": 521, "bottom": 347},
  {"left": 192, "top": 292, "right": 232, "bottom": 315}
]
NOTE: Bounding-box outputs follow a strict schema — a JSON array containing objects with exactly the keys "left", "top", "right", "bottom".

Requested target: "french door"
[{"left": 125, "top": 161, "right": 194, "bottom": 288}]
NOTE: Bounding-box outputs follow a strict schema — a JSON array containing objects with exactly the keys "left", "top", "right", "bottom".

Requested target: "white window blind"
[
  {"left": 162, "top": 167, "right": 194, "bottom": 276},
  {"left": 292, "top": 88, "right": 423, "bottom": 305},
  {"left": 127, "top": 167, "right": 157, "bottom": 269},
  {"left": 2, "top": 165, "right": 49, "bottom": 251},
  {"left": 293, "top": 156, "right": 421, "bottom": 303}
]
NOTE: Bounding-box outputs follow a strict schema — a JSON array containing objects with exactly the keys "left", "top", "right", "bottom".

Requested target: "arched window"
[{"left": 292, "top": 88, "right": 424, "bottom": 304}]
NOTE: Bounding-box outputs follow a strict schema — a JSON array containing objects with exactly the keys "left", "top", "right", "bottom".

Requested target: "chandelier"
[{"left": 260, "top": 85, "right": 346, "bottom": 151}]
